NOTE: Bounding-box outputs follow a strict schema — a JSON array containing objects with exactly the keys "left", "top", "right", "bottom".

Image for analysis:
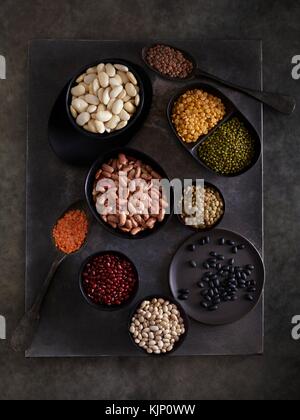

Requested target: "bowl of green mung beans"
[{"left": 196, "top": 116, "right": 261, "bottom": 177}]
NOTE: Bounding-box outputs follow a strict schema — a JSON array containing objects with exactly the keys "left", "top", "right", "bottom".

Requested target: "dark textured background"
[{"left": 0, "top": 0, "right": 299, "bottom": 400}]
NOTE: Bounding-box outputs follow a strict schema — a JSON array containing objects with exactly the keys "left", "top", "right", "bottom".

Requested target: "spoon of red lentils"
[{"left": 11, "top": 200, "right": 90, "bottom": 352}]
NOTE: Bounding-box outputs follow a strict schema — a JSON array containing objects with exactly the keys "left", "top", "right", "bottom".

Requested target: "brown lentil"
[
  {"left": 146, "top": 44, "right": 193, "bottom": 79},
  {"left": 53, "top": 209, "right": 88, "bottom": 254},
  {"left": 180, "top": 185, "right": 224, "bottom": 229},
  {"left": 172, "top": 89, "right": 226, "bottom": 143}
]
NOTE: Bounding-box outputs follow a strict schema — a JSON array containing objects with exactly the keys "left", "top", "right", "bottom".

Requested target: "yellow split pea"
[{"left": 172, "top": 89, "right": 226, "bottom": 143}]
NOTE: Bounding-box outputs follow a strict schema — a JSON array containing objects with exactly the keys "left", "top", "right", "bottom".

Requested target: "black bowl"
[
  {"left": 79, "top": 250, "right": 139, "bottom": 311},
  {"left": 167, "top": 82, "right": 262, "bottom": 177},
  {"left": 66, "top": 59, "right": 146, "bottom": 141},
  {"left": 49, "top": 59, "right": 152, "bottom": 166},
  {"left": 128, "top": 295, "right": 189, "bottom": 356},
  {"left": 85, "top": 148, "right": 174, "bottom": 240},
  {"left": 177, "top": 181, "right": 226, "bottom": 232}
]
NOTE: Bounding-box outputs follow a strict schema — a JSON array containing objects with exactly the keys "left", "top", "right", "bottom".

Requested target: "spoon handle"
[
  {"left": 11, "top": 254, "right": 66, "bottom": 353},
  {"left": 196, "top": 69, "right": 296, "bottom": 115}
]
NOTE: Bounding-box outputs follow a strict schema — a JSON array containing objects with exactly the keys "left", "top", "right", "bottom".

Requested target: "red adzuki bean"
[{"left": 82, "top": 254, "right": 137, "bottom": 306}]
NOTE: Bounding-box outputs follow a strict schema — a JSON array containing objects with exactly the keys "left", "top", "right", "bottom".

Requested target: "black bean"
[
  {"left": 227, "top": 240, "right": 236, "bottom": 246},
  {"left": 219, "top": 238, "right": 225, "bottom": 245},
  {"left": 245, "top": 294, "right": 254, "bottom": 301},
  {"left": 244, "top": 270, "right": 252, "bottom": 276},
  {"left": 246, "top": 264, "right": 255, "bottom": 271},
  {"left": 210, "top": 252, "right": 218, "bottom": 257},
  {"left": 209, "top": 289, "right": 215, "bottom": 298},
  {"left": 203, "top": 262, "right": 210, "bottom": 269},
  {"left": 217, "top": 255, "right": 225, "bottom": 261},
  {"left": 248, "top": 287, "right": 257, "bottom": 293},
  {"left": 199, "top": 238, "right": 206, "bottom": 246},
  {"left": 229, "top": 258, "right": 235, "bottom": 266},
  {"left": 205, "top": 296, "right": 212, "bottom": 302},
  {"left": 179, "top": 289, "right": 189, "bottom": 294},
  {"left": 231, "top": 296, "right": 238, "bottom": 301},
  {"left": 209, "top": 281, "right": 215, "bottom": 288},
  {"left": 201, "top": 301, "right": 209, "bottom": 309},
  {"left": 188, "top": 244, "right": 196, "bottom": 252},
  {"left": 251, "top": 280, "right": 257, "bottom": 286},
  {"left": 178, "top": 294, "right": 189, "bottom": 301},
  {"left": 238, "top": 244, "right": 246, "bottom": 250},
  {"left": 216, "top": 263, "right": 222, "bottom": 271},
  {"left": 201, "top": 290, "right": 209, "bottom": 297},
  {"left": 205, "top": 236, "right": 210, "bottom": 244},
  {"left": 224, "top": 296, "right": 231, "bottom": 302},
  {"left": 202, "top": 277, "right": 210, "bottom": 283},
  {"left": 210, "top": 263, "right": 217, "bottom": 269},
  {"left": 204, "top": 272, "right": 213, "bottom": 277},
  {"left": 214, "top": 279, "right": 220, "bottom": 287},
  {"left": 232, "top": 247, "right": 238, "bottom": 254},
  {"left": 241, "top": 273, "right": 247, "bottom": 280},
  {"left": 197, "top": 282, "right": 205, "bottom": 289},
  {"left": 209, "top": 305, "right": 219, "bottom": 311},
  {"left": 208, "top": 258, "right": 217, "bottom": 264},
  {"left": 213, "top": 298, "right": 221, "bottom": 305},
  {"left": 190, "top": 260, "right": 197, "bottom": 268}
]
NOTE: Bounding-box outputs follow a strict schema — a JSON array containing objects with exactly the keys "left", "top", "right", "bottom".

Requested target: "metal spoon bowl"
[
  {"left": 11, "top": 200, "right": 91, "bottom": 353},
  {"left": 142, "top": 43, "right": 296, "bottom": 115}
]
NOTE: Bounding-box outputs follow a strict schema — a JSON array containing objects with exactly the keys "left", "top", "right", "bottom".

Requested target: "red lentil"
[
  {"left": 53, "top": 209, "right": 88, "bottom": 254},
  {"left": 82, "top": 253, "right": 137, "bottom": 306}
]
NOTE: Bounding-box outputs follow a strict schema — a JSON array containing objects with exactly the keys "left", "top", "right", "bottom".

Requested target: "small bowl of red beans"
[{"left": 79, "top": 251, "right": 139, "bottom": 311}]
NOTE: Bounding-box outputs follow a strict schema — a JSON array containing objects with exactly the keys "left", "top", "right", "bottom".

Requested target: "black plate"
[
  {"left": 169, "top": 228, "right": 265, "bottom": 325},
  {"left": 128, "top": 295, "right": 189, "bottom": 356},
  {"left": 49, "top": 62, "right": 153, "bottom": 166},
  {"left": 85, "top": 147, "right": 174, "bottom": 240},
  {"left": 167, "top": 82, "right": 262, "bottom": 177}
]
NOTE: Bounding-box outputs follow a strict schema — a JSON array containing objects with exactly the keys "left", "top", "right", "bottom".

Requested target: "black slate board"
[{"left": 26, "top": 40, "right": 263, "bottom": 357}]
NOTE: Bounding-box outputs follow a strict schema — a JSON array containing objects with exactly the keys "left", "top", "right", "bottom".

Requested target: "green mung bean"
[{"left": 198, "top": 117, "right": 256, "bottom": 175}]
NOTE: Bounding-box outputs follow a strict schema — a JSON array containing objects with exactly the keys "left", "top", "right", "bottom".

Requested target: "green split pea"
[{"left": 198, "top": 117, "right": 256, "bottom": 175}]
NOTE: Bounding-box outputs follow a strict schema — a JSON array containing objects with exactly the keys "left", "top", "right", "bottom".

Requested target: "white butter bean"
[
  {"left": 112, "top": 99, "right": 124, "bottom": 115},
  {"left": 119, "top": 109, "right": 131, "bottom": 121},
  {"left": 87, "top": 105, "right": 97, "bottom": 113},
  {"left": 127, "top": 71, "right": 138, "bottom": 85},
  {"left": 125, "top": 82, "right": 137, "bottom": 97},
  {"left": 124, "top": 102, "right": 136, "bottom": 114},
  {"left": 102, "top": 87, "right": 111, "bottom": 105},
  {"left": 114, "top": 64, "right": 129, "bottom": 72},
  {"left": 94, "top": 120, "right": 106, "bottom": 134},
  {"left": 71, "top": 84, "right": 86, "bottom": 97},
  {"left": 76, "top": 112, "right": 90, "bottom": 127},
  {"left": 84, "top": 74, "right": 97, "bottom": 84},
  {"left": 110, "top": 85, "right": 123, "bottom": 99},
  {"left": 85, "top": 94, "right": 100, "bottom": 106},
  {"left": 105, "top": 63, "right": 116, "bottom": 77},
  {"left": 96, "top": 110, "right": 113, "bottom": 122},
  {"left": 72, "top": 98, "right": 88, "bottom": 113},
  {"left": 98, "top": 71, "right": 110, "bottom": 88}
]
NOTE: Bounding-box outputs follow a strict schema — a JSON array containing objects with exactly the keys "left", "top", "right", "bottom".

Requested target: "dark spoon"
[
  {"left": 142, "top": 43, "right": 296, "bottom": 115},
  {"left": 11, "top": 200, "right": 91, "bottom": 353}
]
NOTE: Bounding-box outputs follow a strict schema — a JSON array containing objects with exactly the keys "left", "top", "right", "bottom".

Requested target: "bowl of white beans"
[
  {"left": 128, "top": 295, "right": 189, "bottom": 356},
  {"left": 66, "top": 59, "right": 148, "bottom": 142}
]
